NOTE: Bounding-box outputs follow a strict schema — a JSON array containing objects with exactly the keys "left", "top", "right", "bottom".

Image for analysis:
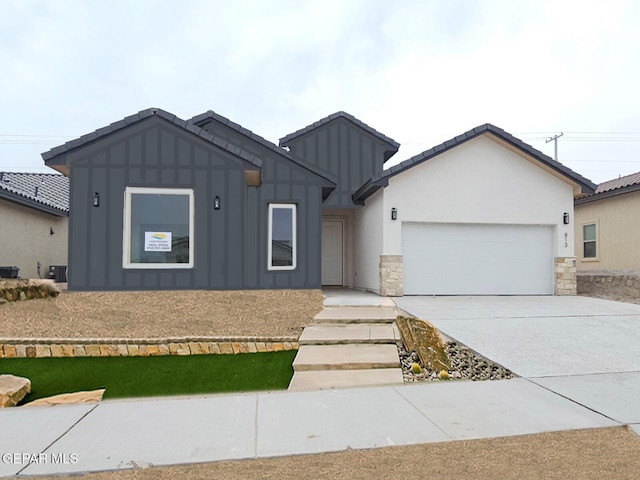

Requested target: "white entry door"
[
  {"left": 402, "top": 223, "right": 554, "bottom": 295},
  {"left": 322, "top": 220, "right": 343, "bottom": 286}
]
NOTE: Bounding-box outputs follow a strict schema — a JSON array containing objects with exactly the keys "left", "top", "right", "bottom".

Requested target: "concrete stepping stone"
[
  {"left": 313, "top": 306, "right": 397, "bottom": 323},
  {"left": 299, "top": 323, "right": 400, "bottom": 345},
  {"left": 288, "top": 369, "right": 404, "bottom": 391},
  {"left": 293, "top": 344, "right": 400, "bottom": 371}
]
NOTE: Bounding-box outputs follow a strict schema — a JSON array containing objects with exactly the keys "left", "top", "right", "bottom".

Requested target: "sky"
[{"left": 1, "top": 0, "right": 640, "bottom": 184}]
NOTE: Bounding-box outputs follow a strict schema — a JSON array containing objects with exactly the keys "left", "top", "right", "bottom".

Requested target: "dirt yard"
[
  {"left": 0, "top": 290, "right": 324, "bottom": 338},
  {"left": 30, "top": 427, "right": 640, "bottom": 480}
]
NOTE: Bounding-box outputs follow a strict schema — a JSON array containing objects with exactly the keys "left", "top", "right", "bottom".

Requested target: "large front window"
[
  {"left": 123, "top": 187, "right": 194, "bottom": 269},
  {"left": 268, "top": 204, "right": 296, "bottom": 270}
]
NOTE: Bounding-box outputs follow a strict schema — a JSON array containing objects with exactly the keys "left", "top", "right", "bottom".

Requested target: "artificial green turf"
[{"left": 0, "top": 350, "right": 297, "bottom": 403}]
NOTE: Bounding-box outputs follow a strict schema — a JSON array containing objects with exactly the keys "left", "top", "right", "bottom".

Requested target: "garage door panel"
[{"left": 402, "top": 223, "right": 554, "bottom": 295}]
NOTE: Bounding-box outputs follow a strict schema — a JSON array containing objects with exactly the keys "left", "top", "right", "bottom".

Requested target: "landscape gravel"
[
  {"left": 0, "top": 289, "right": 324, "bottom": 338},
  {"left": 398, "top": 341, "right": 514, "bottom": 382}
]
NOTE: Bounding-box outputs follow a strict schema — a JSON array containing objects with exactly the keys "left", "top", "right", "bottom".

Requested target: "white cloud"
[{"left": 0, "top": 0, "right": 639, "bottom": 182}]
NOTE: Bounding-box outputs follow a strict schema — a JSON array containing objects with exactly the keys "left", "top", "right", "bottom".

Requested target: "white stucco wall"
[
  {"left": 352, "top": 188, "right": 383, "bottom": 292},
  {"left": 0, "top": 199, "right": 68, "bottom": 279},
  {"left": 381, "top": 134, "right": 575, "bottom": 256}
]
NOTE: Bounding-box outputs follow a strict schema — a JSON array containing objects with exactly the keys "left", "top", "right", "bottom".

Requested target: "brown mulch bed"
[
  {"left": 0, "top": 290, "right": 324, "bottom": 338},
  {"left": 30, "top": 427, "right": 640, "bottom": 480}
]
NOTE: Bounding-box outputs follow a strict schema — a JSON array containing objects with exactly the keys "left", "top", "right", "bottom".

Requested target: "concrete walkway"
[{"left": 289, "top": 289, "right": 404, "bottom": 390}]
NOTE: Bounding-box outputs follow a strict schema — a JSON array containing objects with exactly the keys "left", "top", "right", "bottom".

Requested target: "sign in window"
[{"left": 123, "top": 187, "right": 194, "bottom": 268}]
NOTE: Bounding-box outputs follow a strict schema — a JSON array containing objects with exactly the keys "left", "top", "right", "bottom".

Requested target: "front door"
[{"left": 321, "top": 220, "right": 343, "bottom": 286}]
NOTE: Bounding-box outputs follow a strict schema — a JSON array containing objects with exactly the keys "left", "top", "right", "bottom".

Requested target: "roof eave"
[
  {"left": 0, "top": 189, "right": 68, "bottom": 217},
  {"left": 189, "top": 110, "right": 337, "bottom": 188},
  {"left": 42, "top": 109, "right": 264, "bottom": 172},
  {"left": 575, "top": 183, "right": 640, "bottom": 205},
  {"left": 279, "top": 111, "right": 400, "bottom": 153},
  {"left": 352, "top": 178, "right": 388, "bottom": 204}
]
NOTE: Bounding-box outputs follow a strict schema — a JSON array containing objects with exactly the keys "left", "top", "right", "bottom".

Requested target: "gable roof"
[
  {"left": 189, "top": 110, "right": 337, "bottom": 190},
  {"left": 278, "top": 111, "right": 400, "bottom": 162},
  {"left": 353, "top": 123, "right": 598, "bottom": 204},
  {"left": 0, "top": 172, "right": 69, "bottom": 216},
  {"left": 42, "top": 108, "right": 263, "bottom": 175},
  {"left": 575, "top": 170, "right": 640, "bottom": 205}
]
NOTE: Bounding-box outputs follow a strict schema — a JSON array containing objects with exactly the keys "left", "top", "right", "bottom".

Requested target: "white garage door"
[{"left": 402, "top": 223, "right": 554, "bottom": 295}]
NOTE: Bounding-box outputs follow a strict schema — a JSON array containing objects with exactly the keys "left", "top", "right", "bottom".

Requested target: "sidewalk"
[
  {"left": 0, "top": 379, "right": 618, "bottom": 477},
  {"left": 0, "top": 290, "right": 629, "bottom": 477}
]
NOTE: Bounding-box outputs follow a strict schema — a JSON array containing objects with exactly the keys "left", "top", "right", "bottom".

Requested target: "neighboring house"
[
  {"left": 0, "top": 172, "right": 69, "bottom": 279},
  {"left": 42, "top": 108, "right": 596, "bottom": 295},
  {"left": 574, "top": 171, "right": 640, "bottom": 271}
]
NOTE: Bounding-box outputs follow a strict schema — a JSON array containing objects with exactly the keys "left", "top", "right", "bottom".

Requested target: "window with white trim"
[
  {"left": 123, "top": 187, "right": 194, "bottom": 269},
  {"left": 582, "top": 223, "right": 597, "bottom": 259},
  {"left": 268, "top": 204, "right": 296, "bottom": 270}
]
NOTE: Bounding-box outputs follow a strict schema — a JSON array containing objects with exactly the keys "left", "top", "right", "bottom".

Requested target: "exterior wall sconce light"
[
  {"left": 50, "top": 227, "right": 55, "bottom": 235},
  {"left": 92, "top": 192, "right": 100, "bottom": 207},
  {"left": 563, "top": 212, "right": 570, "bottom": 225},
  {"left": 391, "top": 207, "right": 397, "bottom": 220},
  {"left": 214, "top": 195, "right": 221, "bottom": 210}
]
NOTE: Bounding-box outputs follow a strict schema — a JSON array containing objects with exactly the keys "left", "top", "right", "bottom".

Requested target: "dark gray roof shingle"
[
  {"left": 278, "top": 111, "right": 400, "bottom": 161},
  {"left": 189, "top": 110, "right": 337, "bottom": 186},
  {"left": 353, "top": 123, "right": 597, "bottom": 204},
  {"left": 42, "top": 108, "right": 263, "bottom": 169},
  {"left": 0, "top": 172, "right": 69, "bottom": 216}
]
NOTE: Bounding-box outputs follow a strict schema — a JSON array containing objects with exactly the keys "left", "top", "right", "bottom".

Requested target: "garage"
[{"left": 402, "top": 223, "right": 554, "bottom": 295}]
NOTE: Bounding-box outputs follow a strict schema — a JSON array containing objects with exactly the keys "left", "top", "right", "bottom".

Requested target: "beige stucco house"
[
  {"left": 574, "top": 171, "right": 640, "bottom": 271},
  {"left": 0, "top": 172, "right": 69, "bottom": 279}
]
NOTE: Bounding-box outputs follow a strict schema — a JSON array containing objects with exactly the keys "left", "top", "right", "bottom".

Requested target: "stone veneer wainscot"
[
  {"left": 555, "top": 257, "right": 577, "bottom": 295},
  {"left": 379, "top": 255, "right": 403, "bottom": 296}
]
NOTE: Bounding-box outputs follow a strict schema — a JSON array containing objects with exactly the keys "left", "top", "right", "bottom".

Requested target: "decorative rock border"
[
  {"left": 0, "top": 279, "right": 60, "bottom": 304},
  {"left": 0, "top": 337, "right": 299, "bottom": 358},
  {"left": 577, "top": 271, "right": 640, "bottom": 300}
]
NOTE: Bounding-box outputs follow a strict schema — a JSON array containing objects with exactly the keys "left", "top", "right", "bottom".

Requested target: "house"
[
  {"left": 574, "top": 171, "right": 640, "bottom": 271},
  {"left": 42, "top": 108, "right": 596, "bottom": 295},
  {"left": 0, "top": 172, "right": 69, "bottom": 279}
]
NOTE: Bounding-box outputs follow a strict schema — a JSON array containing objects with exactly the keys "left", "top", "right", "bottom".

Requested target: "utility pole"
[{"left": 545, "top": 132, "right": 564, "bottom": 161}]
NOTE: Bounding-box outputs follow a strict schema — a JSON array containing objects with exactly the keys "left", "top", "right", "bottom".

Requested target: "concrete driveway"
[{"left": 395, "top": 295, "right": 640, "bottom": 429}]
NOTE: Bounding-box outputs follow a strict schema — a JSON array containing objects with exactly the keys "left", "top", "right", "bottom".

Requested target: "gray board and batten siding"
[
  {"left": 43, "top": 109, "right": 335, "bottom": 291},
  {"left": 279, "top": 112, "right": 400, "bottom": 208}
]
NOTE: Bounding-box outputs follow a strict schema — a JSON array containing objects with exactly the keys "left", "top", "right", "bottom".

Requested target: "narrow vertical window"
[
  {"left": 268, "top": 204, "right": 296, "bottom": 270},
  {"left": 123, "top": 187, "right": 195, "bottom": 268},
  {"left": 583, "top": 223, "right": 597, "bottom": 259}
]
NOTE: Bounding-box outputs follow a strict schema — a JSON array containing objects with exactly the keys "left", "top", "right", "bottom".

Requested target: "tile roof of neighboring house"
[
  {"left": 0, "top": 172, "right": 69, "bottom": 216},
  {"left": 596, "top": 171, "right": 640, "bottom": 193},
  {"left": 278, "top": 111, "right": 400, "bottom": 162},
  {"left": 353, "top": 123, "right": 598, "bottom": 204},
  {"left": 42, "top": 108, "right": 263, "bottom": 171},
  {"left": 575, "top": 170, "right": 640, "bottom": 205},
  {"left": 189, "top": 110, "right": 337, "bottom": 187}
]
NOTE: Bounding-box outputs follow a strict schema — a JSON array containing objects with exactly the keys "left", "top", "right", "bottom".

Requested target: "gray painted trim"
[
  {"left": 353, "top": 123, "right": 598, "bottom": 203},
  {"left": 189, "top": 110, "right": 338, "bottom": 189},
  {"left": 0, "top": 188, "right": 67, "bottom": 216},
  {"left": 279, "top": 111, "right": 400, "bottom": 161},
  {"left": 575, "top": 182, "right": 640, "bottom": 205},
  {"left": 42, "top": 108, "right": 263, "bottom": 170}
]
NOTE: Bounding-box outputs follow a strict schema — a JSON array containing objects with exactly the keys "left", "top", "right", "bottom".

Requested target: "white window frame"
[
  {"left": 582, "top": 221, "right": 598, "bottom": 261},
  {"left": 268, "top": 203, "right": 297, "bottom": 271},
  {"left": 123, "top": 187, "right": 195, "bottom": 269}
]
